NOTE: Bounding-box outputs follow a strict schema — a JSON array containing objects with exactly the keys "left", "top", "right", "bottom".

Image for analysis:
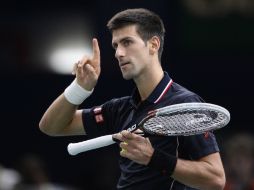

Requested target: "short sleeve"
[
  {"left": 179, "top": 94, "right": 220, "bottom": 159},
  {"left": 82, "top": 98, "right": 122, "bottom": 138},
  {"left": 179, "top": 133, "right": 219, "bottom": 160},
  {"left": 183, "top": 94, "right": 205, "bottom": 103},
  {"left": 82, "top": 97, "right": 128, "bottom": 138}
]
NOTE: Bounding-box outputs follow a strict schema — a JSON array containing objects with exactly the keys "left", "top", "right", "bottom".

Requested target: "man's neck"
[{"left": 135, "top": 66, "right": 164, "bottom": 101}]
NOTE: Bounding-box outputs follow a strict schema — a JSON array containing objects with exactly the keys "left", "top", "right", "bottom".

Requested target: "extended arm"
[{"left": 39, "top": 38, "right": 101, "bottom": 136}]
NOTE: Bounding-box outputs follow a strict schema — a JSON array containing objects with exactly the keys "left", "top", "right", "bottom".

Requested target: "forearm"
[
  {"left": 172, "top": 153, "right": 225, "bottom": 190},
  {"left": 39, "top": 93, "right": 78, "bottom": 136}
]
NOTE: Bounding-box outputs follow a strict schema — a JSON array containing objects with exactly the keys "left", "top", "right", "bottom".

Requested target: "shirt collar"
[{"left": 130, "top": 72, "right": 173, "bottom": 107}]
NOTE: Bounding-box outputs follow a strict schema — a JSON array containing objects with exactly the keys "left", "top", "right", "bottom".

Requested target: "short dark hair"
[{"left": 107, "top": 8, "right": 165, "bottom": 61}]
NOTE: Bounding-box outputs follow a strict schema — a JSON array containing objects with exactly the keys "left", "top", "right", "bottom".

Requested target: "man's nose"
[{"left": 115, "top": 47, "right": 125, "bottom": 59}]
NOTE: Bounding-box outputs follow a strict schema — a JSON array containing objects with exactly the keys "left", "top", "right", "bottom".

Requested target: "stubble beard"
[
  {"left": 121, "top": 71, "right": 134, "bottom": 80},
  {"left": 120, "top": 64, "right": 135, "bottom": 80}
]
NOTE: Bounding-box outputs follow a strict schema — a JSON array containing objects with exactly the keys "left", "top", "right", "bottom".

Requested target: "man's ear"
[{"left": 149, "top": 36, "right": 160, "bottom": 55}]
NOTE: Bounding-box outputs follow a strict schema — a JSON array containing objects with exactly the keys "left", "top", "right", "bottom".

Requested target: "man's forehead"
[{"left": 112, "top": 25, "right": 139, "bottom": 42}]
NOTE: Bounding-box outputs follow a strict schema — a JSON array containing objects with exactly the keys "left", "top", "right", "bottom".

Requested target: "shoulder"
[
  {"left": 169, "top": 82, "right": 205, "bottom": 103},
  {"left": 100, "top": 96, "right": 132, "bottom": 114},
  {"left": 103, "top": 96, "right": 131, "bottom": 107}
]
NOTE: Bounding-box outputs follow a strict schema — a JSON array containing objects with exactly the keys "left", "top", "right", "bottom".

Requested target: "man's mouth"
[{"left": 120, "top": 62, "right": 130, "bottom": 67}]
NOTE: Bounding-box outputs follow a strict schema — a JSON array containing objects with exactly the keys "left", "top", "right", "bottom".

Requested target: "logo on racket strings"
[{"left": 185, "top": 114, "right": 211, "bottom": 126}]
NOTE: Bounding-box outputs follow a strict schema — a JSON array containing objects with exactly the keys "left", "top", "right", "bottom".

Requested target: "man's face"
[{"left": 112, "top": 25, "right": 151, "bottom": 80}]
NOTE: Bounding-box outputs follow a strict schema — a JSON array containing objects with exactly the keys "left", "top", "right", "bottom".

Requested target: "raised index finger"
[{"left": 92, "top": 38, "right": 100, "bottom": 62}]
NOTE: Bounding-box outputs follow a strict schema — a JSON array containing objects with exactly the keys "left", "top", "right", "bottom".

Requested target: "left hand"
[{"left": 113, "top": 130, "right": 154, "bottom": 165}]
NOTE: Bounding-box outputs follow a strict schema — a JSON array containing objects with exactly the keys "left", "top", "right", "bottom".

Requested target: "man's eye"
[
  {"left": 112, "top": 44, "right": 117, "bottom": 50},
  {"left": 123, "top": 40, "right": 131, "bottom": 46}
]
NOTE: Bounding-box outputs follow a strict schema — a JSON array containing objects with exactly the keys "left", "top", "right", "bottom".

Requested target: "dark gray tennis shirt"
[{"left": 82, "top": 72, "right": 219, "bottom": 190}]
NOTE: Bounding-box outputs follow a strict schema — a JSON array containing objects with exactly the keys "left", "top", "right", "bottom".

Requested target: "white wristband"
[{"left": 64, "top": 79, "right": 93, "bottom": 105}]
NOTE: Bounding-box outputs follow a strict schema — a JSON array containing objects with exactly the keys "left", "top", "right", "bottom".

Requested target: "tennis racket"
[{"left": 67, "top": 102, "right": 230, "bottom": 155}]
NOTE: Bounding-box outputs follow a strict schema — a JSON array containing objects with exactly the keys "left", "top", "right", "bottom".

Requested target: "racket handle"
[{"left": 67, "top": 135, "right": 115, "bottom": 155}]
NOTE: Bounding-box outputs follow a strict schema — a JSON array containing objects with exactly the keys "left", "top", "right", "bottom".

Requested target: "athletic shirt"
[{"left": 82, "top": 72, "right": 219, "bottom": 190}]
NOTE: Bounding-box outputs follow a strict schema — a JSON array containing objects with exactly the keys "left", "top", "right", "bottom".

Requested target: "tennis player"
[{"left": 39, "top": 8, "right": 225, "bottom": 190}]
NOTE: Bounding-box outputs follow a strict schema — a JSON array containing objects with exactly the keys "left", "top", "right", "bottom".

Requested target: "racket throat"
[{"left": 128, "top": 124, "right": 138, "bottom": 132}]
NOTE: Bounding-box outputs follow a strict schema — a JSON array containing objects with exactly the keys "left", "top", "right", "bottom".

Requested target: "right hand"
[
  {"left": 73, "top": 38, "right": 101, "bottom": 91},
  {"left": 113, "top": 130, "right": 154, "bottom": 165}
]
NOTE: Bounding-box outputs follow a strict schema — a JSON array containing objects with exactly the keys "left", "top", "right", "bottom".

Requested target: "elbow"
[
  {"left": 218, "top": 174, "right": 226, "bottom": 190},
  {"left": 208, "top": 173, "right": 226, "bottom": 190},
  {"left": 39, "top": 118, "right": 58, "bottom": 137},
  {"left": 214, "top": 166, "right": 226, "bottom": 190},
  {"left": 198, "top": 176, "right": 225, "bottom": 190},
  {"left": 197, "top": 167, "right": 226, "bottom": 190}
]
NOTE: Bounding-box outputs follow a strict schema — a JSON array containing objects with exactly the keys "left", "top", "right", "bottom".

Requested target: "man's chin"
[
  {"left": 121, "top": 73, "right": 133, "bottom": 80},
  {"left": 122, "top": 75, "right": 132, "bottom": 80}
]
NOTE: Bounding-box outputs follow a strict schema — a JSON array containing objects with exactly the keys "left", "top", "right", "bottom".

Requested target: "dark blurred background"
[{"left": 1, "top": 0, "right": 254, "bottom": 189}]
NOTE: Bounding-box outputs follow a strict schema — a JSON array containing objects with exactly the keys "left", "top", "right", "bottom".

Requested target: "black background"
[{"left": 0, "top": 0, "right": 253, "bottom": 189}]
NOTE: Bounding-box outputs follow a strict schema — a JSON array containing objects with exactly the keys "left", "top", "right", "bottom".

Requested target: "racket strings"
[{"left": 143, "top": 109, "right": 228, "bottom": 136}]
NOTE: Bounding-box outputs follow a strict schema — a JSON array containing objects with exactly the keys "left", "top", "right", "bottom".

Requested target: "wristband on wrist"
[
  {"left": 64, "top": 79, "right": 93, "bottom": 105},
  {"left": 147, "top": 149, "right": 177, "bottom": 176}
]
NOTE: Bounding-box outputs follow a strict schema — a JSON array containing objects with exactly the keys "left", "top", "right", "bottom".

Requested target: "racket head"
[{"left": 141, "top": 103, "right": 230, "bottom": 136}]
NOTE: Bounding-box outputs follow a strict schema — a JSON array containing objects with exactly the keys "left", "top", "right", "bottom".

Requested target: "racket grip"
[{"left": 67, "top": 135, "right": 115, "bottom": 155}]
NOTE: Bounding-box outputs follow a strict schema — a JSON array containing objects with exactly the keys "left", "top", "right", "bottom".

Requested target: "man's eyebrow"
[{"left": 112, "top": 37, "right": 133, "bottom": 47}]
